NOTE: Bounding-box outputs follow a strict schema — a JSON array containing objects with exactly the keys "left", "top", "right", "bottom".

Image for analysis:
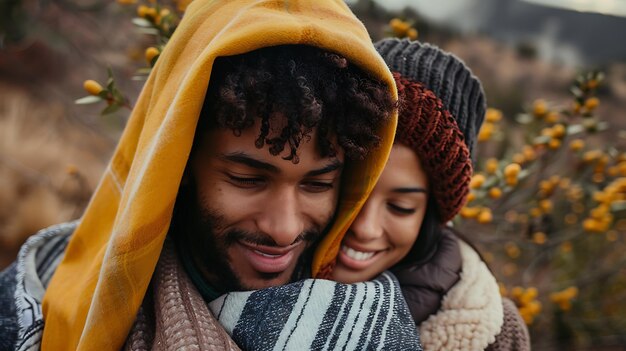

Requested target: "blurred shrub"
[{"left": 458, "top": 71, "right": 626, "bottom": 348}]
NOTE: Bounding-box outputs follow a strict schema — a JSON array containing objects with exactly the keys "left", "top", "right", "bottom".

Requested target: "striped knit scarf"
[{"left": 208, "top": 273, "right": 423, "bottom": 350}]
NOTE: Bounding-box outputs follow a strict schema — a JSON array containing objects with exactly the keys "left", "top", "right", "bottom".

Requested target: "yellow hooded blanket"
[{"left": 42, "top": 0, "right": 397, "bottom": 349}]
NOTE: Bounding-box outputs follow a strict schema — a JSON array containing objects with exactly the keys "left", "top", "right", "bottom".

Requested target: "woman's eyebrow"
[{"left": 391, "top": 187, "right": 427, "bottom": 194}]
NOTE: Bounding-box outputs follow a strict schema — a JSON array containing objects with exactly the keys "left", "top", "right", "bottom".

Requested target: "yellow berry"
[
  {"left": 563, "top": 287, "right": 579, "bottom": 299},
  {"left": 533, "top": 99, "right": 548, "bottom": 117},
  {"left": 545, "top": 111, "right": 560, "bottom": 124},
  {"left": 478, "top": 122, "right": 494, "bottom": 142},
  {"left": 160, "top": 8, "right": 171, "bottom": 17},
  {"left": 583, "top": 218, "right": 599, "bottom": 232},
  {"left": 470, "top": 174, "right": 486, "bottom": 189},
  {"left": 499, "top": 283, "right": 508, "bottom": 296},
  {"left": 83, "top": 80, "right": 103, "bottom": 96},
  {"left": 541, "top": 127, "right": 554, "bottom": 138},
  {"left": 504, "top": 163, "right": 521, "bottom": 178},
  {"left": 485, "top": 158, "right": 498, "bottom": 174},
  {"left": 561, "top": 241, "right": 573, "bottom": 253},
  {"left": 506, "top": 175, "right": 519, "bottom": 187},
  {"left": 585, "top": 97, "right": 600, "bottom": 110},
  {"left": 137, "top": 4, "right": 149, "bottom": 17},
  {"left": 573, "top": 101, "right": 582, "bottom": 114},
  {"left": 145, "top": 47, "right": 160, "bottom": 64},
  {"left": 583, "top": 150, "right": 601, "bottom": 162},
  {"left": 512, "top": 153, "right": 525, "bottom": 165},
  {"left": 522, "top": 145, "right": 536, "bottom": 161},
  {"left": 505, "top": 243, "right": 521, "bottom": 259},
  {"left": 485, "top": 108, "right": 503, "bottom": 123},
  {"left": 569, "top": 139, "right": 585, "bottom": 151},
  {"left": 539, "top": 199, "right": 553, "bottom": 213},
  {"left": 527, "top": 300, "right": 542, "bottom": 315},
  {"left": 116, "top": 0, "right": 137, "bottom": 4},
  {"left": 466, "top": 192, "right": 476, "bottom": 203},
  {"left": 489, "top": 187, "right": 502, "bottom": 199},
  {"left": 406, "top": 28, "right": 418, "bottom": 40},
  {"left": 532, "top": 232, "right": 547, "bottom": 245},
  {"left": 477, "top": 209, "right": 493, "bottom": 224},
  {"left": 390, "top": 18, "right": 410, "bottom": 36},
  {"left": 529, "top": 207, "right": 542, "bottom": 218},
  {"left": 460, "top": 206, "right": 480, "bottom": 219},
  {"left": 521, "top": 287, "right": 538, "bottom": 304},
  {"left": 548, "top": 138, "right": 561, "bottom": 150},
  {"left": 511, "top": 286, "right": 524, "bottom": 299},
  {"left": 552, "top": 124, "right": 566, "bottom": 138},
  {"left": 146, "top": 7, "right": 158, "bottom": 18}
]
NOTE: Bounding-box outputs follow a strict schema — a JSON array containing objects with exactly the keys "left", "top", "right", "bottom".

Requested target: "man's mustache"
[{"left": 224, "top": 228, "right": 321, "bottom": 247}]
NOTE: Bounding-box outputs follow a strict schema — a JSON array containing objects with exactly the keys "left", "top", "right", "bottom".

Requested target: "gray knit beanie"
[{"left": 375, "top": 38, "right": 486, "bottom": 157}]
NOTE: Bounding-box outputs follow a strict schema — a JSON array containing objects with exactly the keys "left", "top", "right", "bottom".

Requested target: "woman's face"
[{"left": 333, "top": 144, "right": 429, "bottom": 283}]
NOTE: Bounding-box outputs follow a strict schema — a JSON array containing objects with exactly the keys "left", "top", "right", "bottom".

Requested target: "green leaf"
[
  {"left": 137, "top": 27, "right": 160, "bottom": 35},
  {"left": 97, "top": 90, "right": 110, "bottom": 99},
  {"left": 533, "top": 135, "right": 551, "bottom": 144},
  {"left": 132, "top": 17, "right": 153, "bottom": 27},
  {"left": 596, "top": 121, "right": 608, "bottom": 131},
  {"left": 136, "top": 67, "right": 152, "bottom": 75},
  {"left": 101, "top": 103, "right": 121, "bottom": 115},
  {"left": 611, "top": 201, "right": 626, "bottom": 212},
  {"left": 75, "top": 95, "right": 102, "bottom": 104},
  {"left": 107, "top": 68, "right": 115, "bottom": 90},
  {"left": 570, "top": 86, "right": 583, "bottom": 98},
  {"left": 516, "top": 113, "right": 533, "bottom": 124},
  {"left": 567, "top": 124, "right": 585, "bottom": 135},
  {"left": 112, "top": 88, "right": 128, "bottom": 105}
]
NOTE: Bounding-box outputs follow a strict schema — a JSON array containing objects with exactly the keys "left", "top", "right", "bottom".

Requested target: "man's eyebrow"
[
  {"left": 306, "top": 159, "right": 344, "bottom": 177},
  {"left": 221, "top": 152, "right": 280, "bottom": 173},
  {"left": 391, "top": 187, "right": 427, "bottom": 194}
]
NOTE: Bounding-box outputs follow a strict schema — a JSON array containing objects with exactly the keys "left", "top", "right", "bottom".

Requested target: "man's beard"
[
  {"left": 171, "top": 179, "right": 326, "bottom": 292},
  {"left": 194, "top": 210, "right": 321, "bottom": 291}
]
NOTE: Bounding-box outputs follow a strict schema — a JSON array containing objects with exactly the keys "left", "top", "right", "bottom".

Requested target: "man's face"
[{"left": 186, "top": 121, "right": 344, "bottom": 291}]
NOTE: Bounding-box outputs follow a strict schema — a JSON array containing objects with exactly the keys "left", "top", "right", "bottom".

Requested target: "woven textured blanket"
[{"left": 209, "top": 272, "right": 422, "bottom": 351}]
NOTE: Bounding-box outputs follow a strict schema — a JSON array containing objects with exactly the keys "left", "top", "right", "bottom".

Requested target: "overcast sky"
[{"left": 347, "top": 0, "right": 626, "bottom": 18}]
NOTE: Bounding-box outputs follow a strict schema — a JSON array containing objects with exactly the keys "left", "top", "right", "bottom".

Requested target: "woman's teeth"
[{"left": 341, "top": 245, "right": 375, "bottom": 261}]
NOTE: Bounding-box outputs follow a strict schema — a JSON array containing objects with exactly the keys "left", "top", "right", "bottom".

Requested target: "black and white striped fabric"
[
  {"left": 208, "top": 272, "right": 423, "bottom": 351},
  {"left": 0, "top": 221, "right": 75, "bottom": 351}
]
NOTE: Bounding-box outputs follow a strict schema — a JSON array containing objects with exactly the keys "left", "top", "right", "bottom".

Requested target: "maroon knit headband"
[{"left": 393, "top": 72, "right": 473, "bottom": 223}]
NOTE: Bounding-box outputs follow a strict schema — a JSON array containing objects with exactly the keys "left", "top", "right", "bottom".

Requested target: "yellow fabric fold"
[{"left": 42, "top": 0, "right": 397, "bottom": 349}]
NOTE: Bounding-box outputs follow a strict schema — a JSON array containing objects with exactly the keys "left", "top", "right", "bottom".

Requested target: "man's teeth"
[
  {"left": 254, "top": 250, "right": 281, "bottom": 258},
  {"left": 342, "top": 245, "right": 375, "bottom": 261}
]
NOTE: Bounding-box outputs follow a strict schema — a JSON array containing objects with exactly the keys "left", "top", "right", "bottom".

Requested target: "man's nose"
[
  {"left": 349, "top": 201, "right": 383, "bottom": 242},
  {"left": 256, "top": 188, "right": 305, "bottom": 246}
]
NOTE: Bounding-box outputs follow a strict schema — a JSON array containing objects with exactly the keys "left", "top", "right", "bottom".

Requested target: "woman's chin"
[{"left": 331, "top": 263, "right": 378, "bottom": 284}]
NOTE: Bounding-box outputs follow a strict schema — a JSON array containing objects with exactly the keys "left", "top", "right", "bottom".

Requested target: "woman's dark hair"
[
  {"left": 392, "top": 197, "right": 493, "bottom": 273},
  {"left": 195, "top": 45, "right": 395, "bottom": 163}
]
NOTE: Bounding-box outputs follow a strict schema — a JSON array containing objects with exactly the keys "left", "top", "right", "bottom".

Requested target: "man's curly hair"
[{"left": 196, "top": 45, "right": 395, "bottom": 163}]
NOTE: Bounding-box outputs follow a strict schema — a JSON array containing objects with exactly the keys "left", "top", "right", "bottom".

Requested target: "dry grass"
[{"left": 0, "top": 86, "right": 110, "bottom": 269}]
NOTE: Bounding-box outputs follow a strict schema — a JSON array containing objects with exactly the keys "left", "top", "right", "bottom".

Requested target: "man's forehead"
[
  {"left": 204, "top": 120, "right": 341, "bottom": 160},
  {"left": 218, "top": 151, "right": 344, "bottom": 176},
  {"left": 200, "top": 125, "right": 343, "bottom": 170}
]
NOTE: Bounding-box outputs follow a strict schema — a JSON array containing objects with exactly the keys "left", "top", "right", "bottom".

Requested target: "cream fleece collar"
[{"left": 419, "top": 240, "right": 503, "bottom": 351}]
